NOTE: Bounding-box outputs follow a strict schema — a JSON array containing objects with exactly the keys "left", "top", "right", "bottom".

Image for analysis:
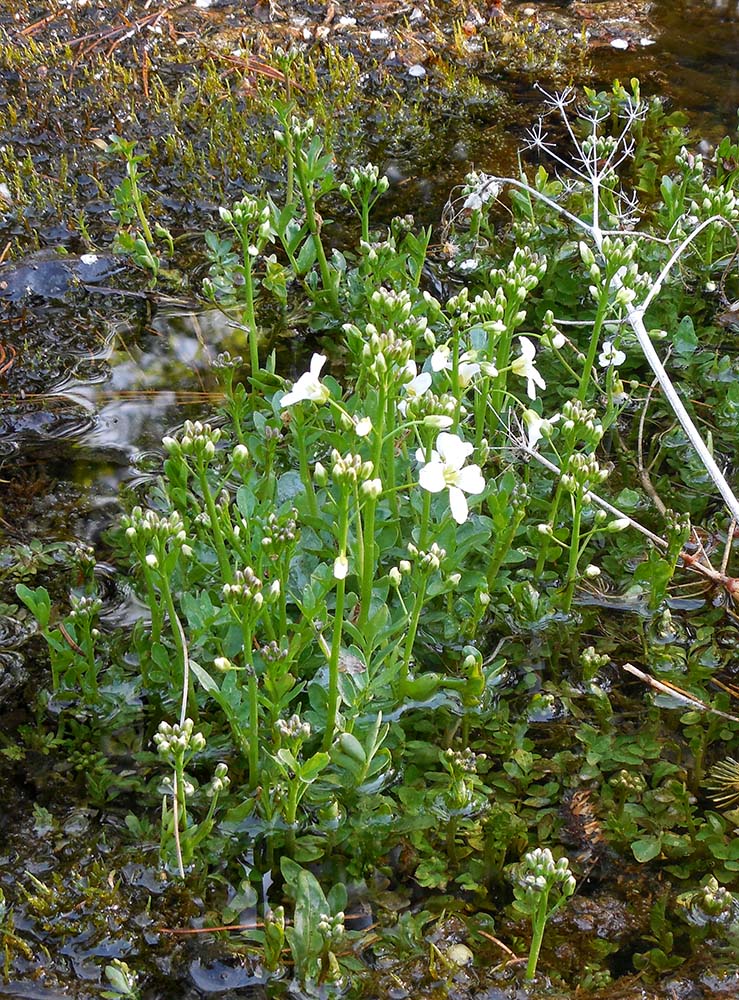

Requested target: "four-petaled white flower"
[
  {"left": 511, "top": 336, "right": 546, "bottom": 400},
  {"left": 598, "top": 341, "right": 626, "bottom": 368},
  {"left": 417, "top": 432, "right": 485, "bottom": 524},
  {"left": 354, "top": 416, "right": 373, "bottom": 437},
  {"left": 280, "top": 353, "right": 330, "bottom": 407},
  {"left": 399, "top": 360, "right": 432, "bottom": 416}
]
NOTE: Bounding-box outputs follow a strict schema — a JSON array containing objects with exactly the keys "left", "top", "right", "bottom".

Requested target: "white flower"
[
  {"left": 458, "top": 358, "right": 480, "bottom": 388},
  {"left": 550, "top": 332, "right": 566, "bottom": 350},
  {"left": 280, "top": 353, "right": 330, "bottom": 407},
  {"left": 598, "top": 341, "right": 626, "bottom": 368},
  {"left": 333, "top": 555, "right": 349, "bottom": 580},
  {"left": 354, "top": 416, "right": 373, "bottom": 437},
  {"left": 458, "top": 258, "right": 478, "bottom": 272},
  {"left": 399, "top": 360, "right": 432, "bottom": 415},
  {"left": 522, "top": 409, "right": 558, "bottom": 450},
  {"left": 511, "top": 336, "right": 546, "bottom": 400},
  {"left": 430, "top": 345, "right": 452, "bottom": 372},
  {"left": 417, "top": 432, "right": 485, "bottom": 524}
]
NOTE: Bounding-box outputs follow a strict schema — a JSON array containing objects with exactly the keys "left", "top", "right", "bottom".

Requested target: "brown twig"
[{"left": 621, "top": 663, "right": 739, "bottom": 723}]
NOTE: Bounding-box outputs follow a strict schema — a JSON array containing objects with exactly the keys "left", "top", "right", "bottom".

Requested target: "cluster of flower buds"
[
  {"left": 561, "top": 453, "right": 608, "bottom": 495},
  {"left": 317, "top": 911, "right": 345, "bottom": 943},
  {"left": 69, "top": 593, "right": 103, "bottom": 620},
  {"left": 402, "top": 389, "right": 460, "bottom": 430},
  {"left": 407, "top": 541, "right": 446, "bottom": 573},
  {"left": 339, "top": 162, "right": 390, "bottom": 200},
  {"left": 260, "top": 640, "right": 288, "bottom": 663},
  {"left": 357, "top": 238, "right": 401, "bottom": 268},
  {"left": 208, "top": 762, "right": 230, "bottom": 797},
  {"left": 219, "top": 193, "right": 272, "bottom": 242},
  {"left": 610, "top": 769, "right": 647, "bottom": 797},
  {"left": 390, "top": 213, "right": 416, "bottom": 243},
  {"left": 275, "top": 713, "right": 311, "bottom": 741},
  {"left": 223, "top": 567, "right": 265, "bottom": 608},
  {"left": 580, "top": 645, "right": 609, "bottom": 676},
  {"left": 261, "top": 510, "right": 299, "bottom": 556},
  {"left": 162, "top": 420, "right": 222, "bottom": 462},
  {"left": 154, "top": 718, "right": 206, "bottom": 757},
  {"left": 122, "top": 507, "right": 192, "bottom": 565},
  {"left": 690, "top": 181, "right": 739, "bottom": 222},
  {"left": 358, "top": 324, "right": 414, "bottom": 380},
  {"left": 560, "top": 399, "right": 604, "bottom": 447},
  {"left": 212, "top": 351, "right": 244, "bottom": 371},
  {"left": 581, "top": 133, "right": 618, "bottom": 174},
  {"left": 679, "top": 876, "right": 739, "bottom": 925},
  {"left": 493, "top": 247, "right": 547, "bottom": 302},
  {"left": 72, "top": 543, "right": 97, "bottom": 572},
  {"left": 274, "top": 115, "right": 314, "bottom": 148},
  {"left": 517, "top": 847, "right": 577, "bottom": 898},
  {"left": 444, "top": 746, "right": 487, "bottom": 775},
  {"left": 675, "top": 146, "right": 704, "bottom": 179},
  {"left": 330, "top": 450, "right": 375, "bottom": 485}
]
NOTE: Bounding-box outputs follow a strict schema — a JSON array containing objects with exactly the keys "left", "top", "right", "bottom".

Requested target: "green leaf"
[
  {"left": 632, "top": 836, "right": 662, "bottom": 863},
  {"left": 296, "top": 235, "right": 318, "bottom": 275},
  {"left": 299, "top": 751, "right": 330, "bottom": 781},
  {"left": 673, "top": 315, "right": 698, "bottom": 356},
  {"left": 16, "top": 584, "right": 51, "bottom": 629},
  {"left": 190, "top": 659, "right": 220, "bottom": 694}
]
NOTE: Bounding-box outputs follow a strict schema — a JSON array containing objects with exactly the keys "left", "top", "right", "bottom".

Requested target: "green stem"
[
  {"left": 525, "top": 891, "right": 550, "bottom": 980},
  {"left": 358, "top": 387, "right": 386, "bottom": 630},
  {"left": 486, "top": 509, "right": 524, "bottom": 591},
  {"left": 196, "top": 464, "right": 233, "bottom": 583},
  {"left": 129, "top": 162, "right": 155, "bottom": 248},
  {"left": 159, "top": 572, "right": 194, "bottom": 716},
  {"left": 324, "top": 491, "right": 349, "bottom": 750},
  {"left": 241, "top": 247, "right": 260, "bottom": 375},
  {"left": 577, "top": 290, "right": 609, "bottom": 401},
  {"left": 247, "top": 668, "right": 260, "bottom": 792},
  {"left": 561, "top": 494, "right": 583, "bottom": 613},
  {"left": 293, "top": 409, "right": 318, "bottom": 518},
  {"left": 295, "top": 155, "right": 339, "bottom": 313},
  {"left": 398, "top": 573, "right": 429, "bottom": 697},
  {"left": 81, "top": 620, "right": 98, "bottom": 700}
]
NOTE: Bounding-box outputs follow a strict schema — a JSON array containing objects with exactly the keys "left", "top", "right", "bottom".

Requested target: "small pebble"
[
  {"left": 610, "top": 38, "right": 629, "bottom": 49},
  {"left": 408, "top": 63, "right": 426, "bottom": 78},
  {"left": 369, "top": 29, "right": 390, "bottom": 42}
]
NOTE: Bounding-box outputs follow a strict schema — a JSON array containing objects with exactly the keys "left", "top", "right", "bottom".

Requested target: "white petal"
[
  {"left": 436, "top": 432, "right": 472, "bottom": 468},
  {"left": 333, "top": 555, "right": 349, "bottom": 580},
  {"left": 309, "top": 353, "right": 327, "bottom": 377},
  {"left": 519, "top": 336, "right": 536, "bottom": 360},
  {"left": 280, "top": 388, "right": 299, "bottom": 407},
  {"left": 455, "top": 464, "right": 485, "bottom": 495},
  {"left": 419, "top": 462, "right": 446, "bottom": 493},
  {"left": 410, "top": 372, "right": 432, "bottom": 395},
  {"left": 431, "top": 346, "right": 451, "bottom": 372},
  {"left": 448, "top": 486, "right": 469, "bottom": 524}
]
